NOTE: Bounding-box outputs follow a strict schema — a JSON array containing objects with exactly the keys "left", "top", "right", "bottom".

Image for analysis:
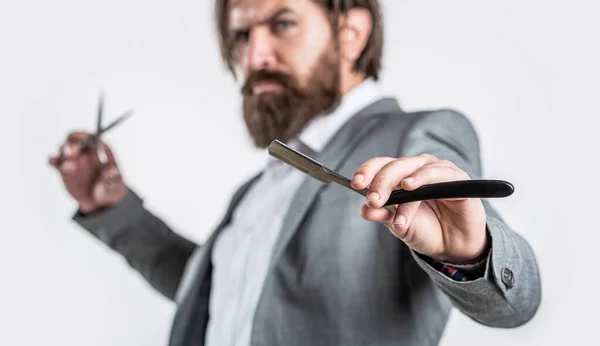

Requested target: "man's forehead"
[{"left": 228, "top": 0, "right": 308, "bottom": 27}]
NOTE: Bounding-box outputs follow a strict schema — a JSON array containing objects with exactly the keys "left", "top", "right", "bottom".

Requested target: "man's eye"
[
  {"left": 233, "top": 30, "right": 250, "bottom": 42},
  {"left": 273, "top": 20, "right": 294, "bottom": 32}
]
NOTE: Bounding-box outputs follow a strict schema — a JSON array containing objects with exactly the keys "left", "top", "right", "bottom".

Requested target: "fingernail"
[
  {"left": 394, "top": 215, "right": 407, "bottom": 225},
  {"left": 351, "top": 174, "right": 364, "bottom": 184},
  {"left": 367, "top": 192, "right": 379, "bottom": 203},
  {"left": 404, "top": 177, "right": 415, "bottom": 184}
]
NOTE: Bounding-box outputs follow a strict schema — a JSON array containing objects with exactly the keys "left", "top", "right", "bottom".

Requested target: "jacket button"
[{"left": 501, "top": 267, "right": 515, "bottom": 289}]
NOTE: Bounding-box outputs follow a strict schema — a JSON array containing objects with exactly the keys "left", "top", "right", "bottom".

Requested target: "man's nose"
[{"left": 247, "top": 29, "right": 276, "bottom": 71}]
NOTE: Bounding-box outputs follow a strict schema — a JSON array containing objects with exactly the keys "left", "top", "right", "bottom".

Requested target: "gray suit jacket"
[{"left": 75, "top": 98, "right": 541, "bottom": 345}]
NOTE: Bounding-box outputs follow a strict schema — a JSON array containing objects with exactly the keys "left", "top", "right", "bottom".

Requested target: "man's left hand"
[{"left": 351, "top": 154, "right": 489, "bottom": 265}]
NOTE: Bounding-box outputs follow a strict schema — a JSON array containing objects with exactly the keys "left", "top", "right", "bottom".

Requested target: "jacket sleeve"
[
  {"left": 73, "top": 188, "right": 198, "bottom": 301},
  {"left": 399, "top": 109, "right": 542, "bottom": 328}
]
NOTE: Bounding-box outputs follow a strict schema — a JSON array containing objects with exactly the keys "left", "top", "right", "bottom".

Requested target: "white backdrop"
[{"left": 2, "top": 0, "right": 598, "bottom": 345}]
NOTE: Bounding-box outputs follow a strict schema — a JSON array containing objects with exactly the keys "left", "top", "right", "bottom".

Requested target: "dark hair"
[{"left": 215, "top": 0, "right": 384, "bottom": 80}]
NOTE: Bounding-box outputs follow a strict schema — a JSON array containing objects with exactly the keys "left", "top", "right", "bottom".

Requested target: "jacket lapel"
[
  {"left": 169, "top": 173, "right": 262, "bottom": 346},
  {"left": 267, "top": 98, "right": 402, "bottom": 273}
]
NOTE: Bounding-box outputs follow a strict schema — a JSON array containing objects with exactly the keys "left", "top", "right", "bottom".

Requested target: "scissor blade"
[
  {"left": 267, "top": 140, "right": 331, "bottom": 183},
  {"left": 80, "top": 110, "right": 133, "bottom": 149},
  {"left": 95, "top": 92, "right": 104, "bottom": 145},
  {"left": 267, "top": 140, "right": 370, "bottom": 197},
  {"left": 99, "top": 110, "right": 133, "bottom": 135},
  {"left": 267, "top": 140, "right": 396, "bottom": 212}
]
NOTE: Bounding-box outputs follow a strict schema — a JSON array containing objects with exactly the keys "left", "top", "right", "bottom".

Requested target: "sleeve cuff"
[
  {"left": 415, "top": 224, "right": 492, "bottom": 281},
  {"left": 72, "top": 188, "right": 145, "bottom": 245},
  {"left": 418, "top": 253, "right": 490, "bottom": 282},
  {"left": 441, "top": 256, "right": 488, "bottom": 274},
  {"left": 409, "top": 214, "right": 527, "bottom": 291}
]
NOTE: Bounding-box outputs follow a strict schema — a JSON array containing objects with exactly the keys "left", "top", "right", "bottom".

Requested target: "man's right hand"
[{"left": 48, "top": 131, "right": 127, "bottom": 214}]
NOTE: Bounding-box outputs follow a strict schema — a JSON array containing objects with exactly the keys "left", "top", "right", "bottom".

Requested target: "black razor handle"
[{"left": 383, "top": 180, "right": 514, "bottom": 206}]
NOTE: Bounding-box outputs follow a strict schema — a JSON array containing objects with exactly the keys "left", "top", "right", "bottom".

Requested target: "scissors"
[
  {"left": 57, "top": 92, "right": 133, "bottom": 167},
  {"left": 267, "top": 139, "right": 514, "bottom": 213}
]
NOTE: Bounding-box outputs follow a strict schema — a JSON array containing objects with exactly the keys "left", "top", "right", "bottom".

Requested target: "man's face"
[{"left": 228, "top": 0, "right": 342, "bottom": 148}]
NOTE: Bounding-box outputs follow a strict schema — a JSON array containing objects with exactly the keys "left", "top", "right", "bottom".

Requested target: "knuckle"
[
  {"left": 439, "top": 159, "right": 454, "bottom": 167},
  {"left": 371, "top": 156, "right": 393, "bottom": 166},
  {"left": 390, "top": 157, "right": 410, "bottom": 169},
  {"left": 357, "top": 161, "right": 373, "bottom": 172},
  {"left": 67, "top": 131, "right": 91, "bottom": 143},
  {"left": 419, "top": 153, "right": 438, "bottom": 162},
  {"left": 66, "top": 132, "right": 79, "bottom": 142},
  {"left": 390, "top": 225, "right": 409, "bottom": 240},
  {"left": 62, "top": 144, "right": 75, "bottom": 157},
  {"left": 411, "top": 169, "right": 429, "bottom": 179},
  {"left": 370, "top": 173, "right": 389, "bottom": 189},
  {"left": 358, "top": 157, "right": 393, "bottom": 175},
  {"left": 420, "top": 162, "right": 436, "bottom": 169},
  {"left": 355, "top": 164, "right": 369, "bottom": 174}
]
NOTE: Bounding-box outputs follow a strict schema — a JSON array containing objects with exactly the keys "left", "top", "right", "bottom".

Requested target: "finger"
[
  {"left": 360, "top": 203, "right": 395, "bottom": 223},
  {"left": 67, "top": 131, "right": 97, "bottom": 159},
  {"left": 400, "top": 164, "right": 470, "bottom": 200},
  {"left": 72, "top": 140, "right": 116, "bottom": 173},
  {"left": 55, "top": 143, "right": 78, "bottom": 175},
  {"left": 66, "top": 131, "right": 93, "bottom": 143},
  {"left": 101, "top": 142, "right": 118, "bottom": 167},
  {"left": 59, "top": 141, "right": 82, "bottom": 160},
  {"left": 48, "top": 132, "right": 88, "bottom": 168},
  {"left": 389, "top": 201, "right": 421, "bottom": 240},
  {"left": 366, "top": 154, "right": 439, "bottom": 209},
  {"left": 57, "top": 142, "right": 90, "bottom": 176},
  {"left": 350, "top": 157, "right": 396, "bottom": 189},
  {"left": 48, "top": 156, "right": 59, "bottom": 167},
  {"left": 60, "top": 158, "right": 79, "bottom": 175}
]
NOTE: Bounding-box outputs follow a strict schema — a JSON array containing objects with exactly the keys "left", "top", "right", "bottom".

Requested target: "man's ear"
[{"left": 338, "top": 8, "right": 373, "bottom": 62}]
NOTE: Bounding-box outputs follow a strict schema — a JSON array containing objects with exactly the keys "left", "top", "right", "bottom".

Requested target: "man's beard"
[{"left": 241, "top": 46, "right": 341, "bottom": 148}]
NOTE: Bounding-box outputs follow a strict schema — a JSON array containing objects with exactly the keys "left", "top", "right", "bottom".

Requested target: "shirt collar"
[{"left": 298, "top": 77, "right": 385, "bottom": 153}]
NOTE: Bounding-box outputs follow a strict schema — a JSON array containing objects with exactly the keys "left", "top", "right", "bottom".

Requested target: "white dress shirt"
[{"left": 205, "top": 79, "right": 386, "bottom": 346}]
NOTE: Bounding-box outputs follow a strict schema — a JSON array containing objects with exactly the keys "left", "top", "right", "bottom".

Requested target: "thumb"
[
  {"left": 92, "top": 165, "right": 126, "bottom": 206},
  {"left": 100, "top": 165, "right": 122, "bottom": 185},
  {"left": 101, "top": 141, "right": 118, "bottom": 167},
  {"left": 91, "top": 142, "right": 126, "bottom": 206},
  {"left": 99, "top": 142, "right": 122, "bottom": 184}
]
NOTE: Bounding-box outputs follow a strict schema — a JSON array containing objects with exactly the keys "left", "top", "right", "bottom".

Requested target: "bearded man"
[{"left": 49, "top": 0, "right": 541, "bottom": 345}]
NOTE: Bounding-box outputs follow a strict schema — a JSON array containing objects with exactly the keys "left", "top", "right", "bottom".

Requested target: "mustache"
[{"left": 241, "top": 70, "right": 297, "bottom": 96}]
